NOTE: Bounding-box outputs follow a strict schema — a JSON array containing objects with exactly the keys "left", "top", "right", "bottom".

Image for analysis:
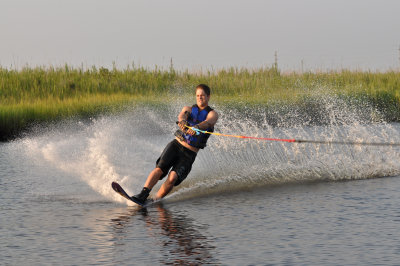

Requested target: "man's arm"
[
  {"left": 196, "top": 110, "right": 218, "bottom": 130},
  {"left": 177, "top": 106, "right": 192, "bottom": 131},
  {"left": 186, "top": 110, "right": 218, "bottom": 136},
  {"left": 177, "top": 106, "right": 192, "bottom": 121}
]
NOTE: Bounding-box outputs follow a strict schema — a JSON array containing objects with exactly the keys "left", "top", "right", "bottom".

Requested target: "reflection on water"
[{"left": 111, "top": 204, "right": 217, "bottom": 265}]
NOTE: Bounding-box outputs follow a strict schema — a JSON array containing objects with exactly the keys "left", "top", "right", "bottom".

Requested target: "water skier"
[{"left": 131, "top": 84, "right": 219, "bottom": 205}]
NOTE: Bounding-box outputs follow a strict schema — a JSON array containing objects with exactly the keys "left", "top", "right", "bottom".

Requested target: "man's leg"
[
  {"left": 144, "top": 167, "right": 164, "bottom": 189},
  {"left": 155, "top": 171, "right": 178, "bottom": 199},
  {"left": 154, "top": 146, "right": 197, "bottom": 200},
  {"left": 132, "top": 167, "right": 164, "bottom": 203}
]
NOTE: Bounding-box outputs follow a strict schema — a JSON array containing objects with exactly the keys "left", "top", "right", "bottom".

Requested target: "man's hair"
[{"left": 196, "top": 84, "right": 211, "bottom": 96}]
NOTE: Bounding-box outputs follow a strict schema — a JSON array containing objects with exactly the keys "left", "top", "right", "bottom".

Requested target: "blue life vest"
[{"left": 175, "top": 105, "right": 214, "bottom": 149}]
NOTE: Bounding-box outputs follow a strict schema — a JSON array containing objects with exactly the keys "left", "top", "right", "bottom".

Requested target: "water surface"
[{"left": 2, "top": 104, "right": 400, "bottom": 265}]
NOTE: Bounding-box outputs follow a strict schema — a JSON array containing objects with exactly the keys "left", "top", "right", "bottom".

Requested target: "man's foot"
[
  {"left": 131, "top": 187, "right": 151, "bottom": 205},
  {"left": 130, "top": 195, "right": 146, "bottom": 205}
]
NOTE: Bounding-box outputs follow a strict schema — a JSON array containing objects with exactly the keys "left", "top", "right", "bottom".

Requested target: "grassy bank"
[{"left": 1, "top": 65, "right": 400, "bottom": 140}]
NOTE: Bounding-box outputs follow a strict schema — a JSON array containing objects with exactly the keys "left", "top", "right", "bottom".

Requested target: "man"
[{"left": 131, "top": 84, "right": 218, "bottom": 205}]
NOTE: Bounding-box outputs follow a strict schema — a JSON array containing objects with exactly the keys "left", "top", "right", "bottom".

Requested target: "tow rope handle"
[{"left": 176, "top": 121, "right": 201, "bottom": 135}]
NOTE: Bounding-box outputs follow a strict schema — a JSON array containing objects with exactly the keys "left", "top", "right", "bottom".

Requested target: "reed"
[{"left": 1, "top": 65, "right": 400, "bottom": 140}]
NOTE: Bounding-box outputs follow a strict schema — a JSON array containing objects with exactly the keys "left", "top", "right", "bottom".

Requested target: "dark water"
[{"left": 2, "top": 101, "right": 400, "bottom": 265}]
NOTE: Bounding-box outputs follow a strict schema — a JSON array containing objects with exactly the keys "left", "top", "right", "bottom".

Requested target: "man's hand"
[
  {"left": 186, "top": 125, "right": 200, "bottom": 136},
  {"left": 178, "top": 120, "right": 189, "bottom": 132}
]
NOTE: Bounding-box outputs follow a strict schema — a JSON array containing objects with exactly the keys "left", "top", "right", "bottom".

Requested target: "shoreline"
[{"left": 1, "top": 66, "right": 400, "bottom": 141}]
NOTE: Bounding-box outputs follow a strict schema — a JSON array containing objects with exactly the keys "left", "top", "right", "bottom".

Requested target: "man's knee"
[
  {"left": 154, "top": 167, "right": 164, "bottom": 176},
  {"left": 166, "top": 171, "right": 178, "bottom": 185},
  {"left": 151, "top": 167, "right": 165, "bottom": 181}
]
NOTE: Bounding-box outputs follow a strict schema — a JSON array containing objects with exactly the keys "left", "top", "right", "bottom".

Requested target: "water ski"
[{"left": 111, "top": 181, "right": 153, "bottom": 207}]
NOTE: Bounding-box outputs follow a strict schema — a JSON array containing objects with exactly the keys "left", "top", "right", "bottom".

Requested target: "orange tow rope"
[{"left": 181, "top": 124, "right": 400, "bottom": 146}]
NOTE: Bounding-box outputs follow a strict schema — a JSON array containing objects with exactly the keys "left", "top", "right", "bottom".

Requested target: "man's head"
[
  {"left": 195, "top": 84, "right": 211, "bottom": 108},
  {"left": 196, "top": 84, "right": 211, "bottom": 96}
]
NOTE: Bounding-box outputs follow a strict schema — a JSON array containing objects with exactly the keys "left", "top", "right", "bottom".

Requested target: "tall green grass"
[{"left": 1, "top": 65, "right": 400, "bottom": 140}]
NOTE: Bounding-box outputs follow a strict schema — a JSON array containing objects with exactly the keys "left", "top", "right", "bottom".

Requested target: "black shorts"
[{"left": 156, "top": 139, "right": 197, "bottom": 186}]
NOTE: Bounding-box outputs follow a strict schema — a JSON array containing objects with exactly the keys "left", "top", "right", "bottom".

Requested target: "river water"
[{"left": 2, "top": 102, "right": 400, "bottom": 265}]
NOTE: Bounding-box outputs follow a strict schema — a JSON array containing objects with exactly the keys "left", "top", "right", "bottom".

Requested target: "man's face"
[{"left": 196, "top": 88, "right": 209, "bottom": 108}]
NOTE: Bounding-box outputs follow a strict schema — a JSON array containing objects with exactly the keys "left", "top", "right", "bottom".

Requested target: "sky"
[{"left": 1, "top": 0, "right": 400, "bottom": 71}]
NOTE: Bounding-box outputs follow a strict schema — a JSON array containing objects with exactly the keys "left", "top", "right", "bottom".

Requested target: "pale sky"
[{"left": 1, "top": 0, "right": 399, "bottom": 71}]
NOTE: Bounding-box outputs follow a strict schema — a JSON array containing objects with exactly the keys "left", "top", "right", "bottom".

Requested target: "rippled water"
[{"left": 2, "top": 101, "right": 400, "bottom": 265}]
